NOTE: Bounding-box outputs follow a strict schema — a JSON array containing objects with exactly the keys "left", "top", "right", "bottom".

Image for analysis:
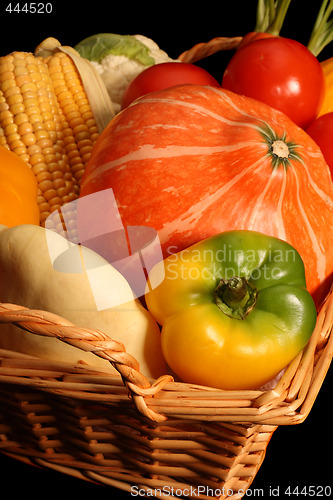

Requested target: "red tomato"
[
  {"left": 222, "top": 37, "right": 325, "bottom": 129},
  {"left": 306, "top": 113, "right": 333, "bottom": 178},
  {"left": 122, "top": 62, "right": 220, "bottom": 108}
]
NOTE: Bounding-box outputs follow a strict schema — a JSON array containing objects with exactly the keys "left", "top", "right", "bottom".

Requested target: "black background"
[{"left": 0, "top": 0, "right": 332, "bottom": 497}]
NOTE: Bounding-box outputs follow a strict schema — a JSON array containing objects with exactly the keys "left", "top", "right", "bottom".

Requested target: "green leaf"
[
  {"left": 74, "top": 33, "right": 155, "bottom": 65},
  {"left": 254, "top": 0, "right": 293, "bottom": 35},
  {"left": 307, "top": 0, "right": 333, "bottom": 56}
]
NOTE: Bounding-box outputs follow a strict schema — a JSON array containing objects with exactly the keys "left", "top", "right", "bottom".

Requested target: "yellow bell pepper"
[
  {"left": 318, "top": 57, "right": 333, "bottom": 117},
  {"left": 0, "top": 146, "right": 39, "bottom": 226},
  {"left": 146, "top": 231, "right": 317, "bottom": 390}
]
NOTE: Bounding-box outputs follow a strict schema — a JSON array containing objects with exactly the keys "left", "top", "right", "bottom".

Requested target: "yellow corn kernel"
[
  {"left": 0, "top": 45, "right": 101, "bottom": 225},
  {"left": 42, "top": 51, "right": 99, "bottom": 184},
  {"left": 0, "top": 51, "right": 81, "bottom": 224}
]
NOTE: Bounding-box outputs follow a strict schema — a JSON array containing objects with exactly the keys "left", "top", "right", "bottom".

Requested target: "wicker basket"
[{"left": 0, "top": 36, "right": 332, "bottom": 499}]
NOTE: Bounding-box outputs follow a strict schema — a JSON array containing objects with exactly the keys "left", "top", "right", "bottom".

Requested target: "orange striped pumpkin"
[{"left": 80, "top": 85, "right": 333, "bottom": 307}]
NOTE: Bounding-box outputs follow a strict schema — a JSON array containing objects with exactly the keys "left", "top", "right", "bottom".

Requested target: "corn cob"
[
  {"left": 0, "top": 44, "right": 103, "bottom": 226},
  {"left": 40, "top": 51, "right": 100, "bottom": 186}
]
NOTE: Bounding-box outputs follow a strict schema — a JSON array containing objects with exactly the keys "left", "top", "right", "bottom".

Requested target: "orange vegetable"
[
  {"left": 0, "top": 146, "right": 39, "bottom": 227},
  {"left": 80, "top": 85, "right": 333, "bottom": 308},
  {"left": 318, "top": 57, "right": 333, "bottom": 116}
]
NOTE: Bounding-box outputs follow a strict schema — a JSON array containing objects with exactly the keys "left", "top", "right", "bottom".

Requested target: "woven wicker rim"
[
  {"left": 178, "top": 36, "right": 243, "bottom": 62},
  {"left": 0, "top": 284, "right": 332, "bottom": 424}
]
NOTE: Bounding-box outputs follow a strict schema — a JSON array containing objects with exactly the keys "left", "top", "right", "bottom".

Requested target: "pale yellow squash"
[{"left": 0, "top": 224, "right": 166, "bottom": 378}]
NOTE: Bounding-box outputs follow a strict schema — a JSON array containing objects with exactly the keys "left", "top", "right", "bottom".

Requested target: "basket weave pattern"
[
  {"left": 0, "top": 286, "right": 332, "bottom": 498},
  {"left": 0, "top": 37, "right": 332, "bottom": 499}
]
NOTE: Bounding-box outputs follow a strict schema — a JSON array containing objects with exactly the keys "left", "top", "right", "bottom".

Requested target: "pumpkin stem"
[
  {"left": 259, "top": 124, "right": 300, "bottom": 169},
  {"left": 214, "top": 277, "right": 257, "bottom": 320},
  {"left": 271, "top": 139, "right": 290, "bottom": 159}
]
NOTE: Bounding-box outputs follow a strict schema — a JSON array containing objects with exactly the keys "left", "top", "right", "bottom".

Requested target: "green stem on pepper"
[{"left": 214, "top": 277, "right": 257, "bottom": 320}]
